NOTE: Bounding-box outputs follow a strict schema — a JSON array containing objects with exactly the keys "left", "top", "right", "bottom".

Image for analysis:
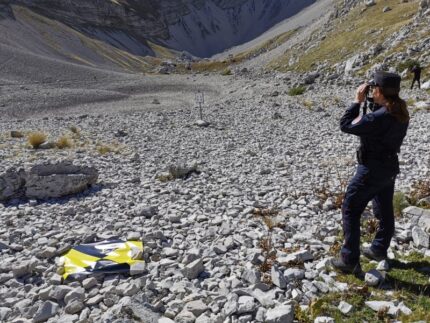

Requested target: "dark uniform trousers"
[{"left": 341, "top": 164, "right": 396, "bottom": 264}]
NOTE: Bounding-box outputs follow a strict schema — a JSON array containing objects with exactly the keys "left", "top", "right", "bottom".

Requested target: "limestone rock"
[
  {"left": 265, "top": 305, "right": 294, "bottom": 323},
  {"left": 182, "top": 259, "right": 204, "bottom": 280},
  {"left": 412, "top": 226, "right": 430, "bottom": 248},
  {"left": 25, "top": 162, "right": 98, "bottom": 199},
  {"left": 0, "top": 168, "right": 25, "bottom": 201},
  {"left": 33, "top": 301, "right": 59, "bottom": 323},
  {"left": 365, "top": 269, "right": 384, "bottom": 286}
]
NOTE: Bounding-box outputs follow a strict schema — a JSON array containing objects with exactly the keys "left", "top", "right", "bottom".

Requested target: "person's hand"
[{"left": 354, "top": 83, "right": 368, "bottom": 103}]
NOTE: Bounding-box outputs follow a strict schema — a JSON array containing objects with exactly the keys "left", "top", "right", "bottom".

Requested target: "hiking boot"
[
  {"left": 362, "top": 247, "right": 387, "bottom": 262},
  {"left": 330, "top": 257, "right": 362, "bottom": 274}
]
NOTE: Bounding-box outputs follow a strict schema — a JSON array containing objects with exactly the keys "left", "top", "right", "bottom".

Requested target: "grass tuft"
[
  {"left": 221, "top": 68, "right": 232, "bottom": 76},
  {"left": 27, "top": 132, "right": 47, "bottom": 149},
  {"left": 69, "top": 126, "right": 80, "bottom": 135},
  {"left": 56, "top": 136, "right": 73, "bottom": 149},
  {"left": 288, "top": 86, "right": 306, "bottom": 96},
  {"left": 97, "top": 145, "right": 114, "bottom": 155},
  {"left": 393, "top": 191, "right": 410, "bottom": 217}
]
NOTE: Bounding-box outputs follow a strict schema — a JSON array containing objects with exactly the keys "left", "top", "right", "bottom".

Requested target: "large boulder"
[
  {"left": 0, "top": 162, "right": 98, "bottom": 202},
  {"left": 0, "top": 168, "right": 26, "bottom": 201},
  {"left": 25, "top": 162, "right": 98, "bottom": 199}
]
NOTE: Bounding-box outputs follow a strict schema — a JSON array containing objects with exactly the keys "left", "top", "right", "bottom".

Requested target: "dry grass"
[
  {"left": 220, "top": 68, "right": 232, "bottom": 76},
  {"left": 97, "top": 145, "right": 114, "bottom": 155},
  {"left": 56, "top": 136, "right": 73, "bottom": 149},
  {"left": 273, "top": 0, "right": 418, "bottom": 72},
  {"left": 27, "top": 132, "right": 47, "bottom": 149},
  {"left": 409, "top": 178, "right": 430, "bottom": 205}
]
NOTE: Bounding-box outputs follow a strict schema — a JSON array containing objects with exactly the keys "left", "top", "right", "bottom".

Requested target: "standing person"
[
  {"left": 331, "top": 71, "right": 410, "bottom": 274},
  {"left": 410, "top": 64, "right": 422, "bottom": 89}
]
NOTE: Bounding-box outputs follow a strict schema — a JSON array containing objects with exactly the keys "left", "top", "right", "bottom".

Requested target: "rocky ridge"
[{"left": 2, "top": 0, "right": 316, "bottom": 57}]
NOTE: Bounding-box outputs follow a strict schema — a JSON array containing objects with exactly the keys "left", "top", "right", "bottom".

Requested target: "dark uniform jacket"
[{"left": 340, "top": 103, "right": 409, "bottom": 174}]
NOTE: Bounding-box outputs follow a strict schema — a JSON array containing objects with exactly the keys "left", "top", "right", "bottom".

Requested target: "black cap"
[{"left": 368, "top": 71, "right": 401, "bottom": 93}]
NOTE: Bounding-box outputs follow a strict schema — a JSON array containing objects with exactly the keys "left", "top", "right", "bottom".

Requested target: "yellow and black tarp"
[{"left": 61, "top": 239, "right": 144, "bottom": 281}]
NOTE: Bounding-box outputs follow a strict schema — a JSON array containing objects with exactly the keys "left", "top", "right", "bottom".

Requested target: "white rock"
[
  {"left": 365, "top": 301, "right": 396, "bottom": 314},
  {"left": 314, "top": 317, "right": 334, "bottom": 323},
  {"left": 182, "top": 259, "right": 204, "bottom": 280},
  {"left": 184, "top": 300, "right": 208, "bottom": 317},
  {"left": 33, "top": 301, "right": 59, "bottom": 323},
  {"left": 365, "top": 269, "right": 384, "bottom": 286},
  {"left": 237, "top": 296, "right": 256, "bottom": 314},
  {"left": 412, "top": 226, "right": 430, "bottom": 248},
  {"left": 265, "top": 305, "right": 294, "bottom": 323},
  {"left": 338, "top": 301, "right": 353, "bottom": 314},
  {"left": 175, "top": 310, "right": 196, "bottom": 323},
  {"left": 422, "top": 80, "right": 430, "bottom": 89},
  {"left": 271, "top": 265, "right": 287, "bottom": 289},
  {"left": 398, "top": 302, "right": 412, "bottom": 316},
  {"left": 376, "top": 260, "right": 390, "bottom": 271}
]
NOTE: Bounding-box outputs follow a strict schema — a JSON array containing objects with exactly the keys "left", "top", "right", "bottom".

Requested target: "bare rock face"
[
  {"left": 25, "top": 162, "right": 98, "bottom": 199},
  {"left": 9, "top": 0, "right": 316, "bottom": 57},
  {"left": 0, "top": 162, "right": 98, "bottom": 201}
]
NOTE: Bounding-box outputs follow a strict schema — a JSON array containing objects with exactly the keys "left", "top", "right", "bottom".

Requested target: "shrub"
[
  {"left": 288, "top": 86, "right": 306, "bottom": 96},
  {"left": 10, "top": 131, "right": 24, "bottom": 138},
  {"left": 393, "top": 191, "right": 410, "bottom": 217},
  {"left": 97, "top": 145, "right": 113, "bottom": 155},
  {"left": 221, "top": 68, "right": 232, "bottom": 76},
  {"left": 56, "top": 136, "right": 72, "bottom": 149},
  {"left": 409, "top": 179, "right": 430, "bottom": 205},
  {"left": 303, "top": 100, "right": 314, "bottom": 109},
  {"left": 397, "top": 59, "right": 420, "bottom": 73},
  {"left": 27, "top": 132, "right": 47, "bottom": 149},
  {"left": 69, "top": 126, "right": 80, "bottom": 135}
]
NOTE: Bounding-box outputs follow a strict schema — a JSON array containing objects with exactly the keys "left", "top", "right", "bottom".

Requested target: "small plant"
[
  {"left": 69, "top": 126, "right": 80, "bottom": 135},
  {"left": 221, "top": 68, "right": 232, "bottom": 76},
  {"left": 409, "top": 178, "right": 430, "bottom": 205},
  {"left": 10, "top": 131, "right": 24, "bottom": 138},
  {"left": 397, "top": 59, "right": 420, "bottom": 73},
  {"left": 303, "top": 99, "right": 314, "bottom": 109},
  {"left": 56, "top": 136, "right": 72, "bottom": 149},
  {"left": 97, "top": 145, "right": 113, "bottom": 155},
  {"left": 27, "top": 132, "right": 47, "bottom": 149},
  {"left": 393, "top": 191, "right": 409, "bottom": 217},
  {"left": 288, "top": 86, "right": 306, "bottom": 96}
]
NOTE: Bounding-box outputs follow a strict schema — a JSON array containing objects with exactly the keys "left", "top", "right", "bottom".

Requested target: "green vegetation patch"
[
  {"left": 393, "top": 191, "right": 410, "bottom": 217},
  {"left": 308, "top": 252, "right": 430, "bottom": 322},
  {"left": 274, "top": 0, "right": 418, "bottom": 72},
  {"left": 288, "top": 86, "right": 306, "bottom": 96}
]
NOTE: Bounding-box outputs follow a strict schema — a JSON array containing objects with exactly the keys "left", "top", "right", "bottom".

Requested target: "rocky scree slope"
[
  {"left": 0, "top": 72, "right": 430, "bottom": 322},
  {"left": 2, "top": 0, "right": 316, "bottom": 58}
]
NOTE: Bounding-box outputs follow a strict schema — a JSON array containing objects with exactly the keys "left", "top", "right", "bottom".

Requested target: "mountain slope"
[{"left": 3, "top": 0, "right": 317, "bottom": 58}]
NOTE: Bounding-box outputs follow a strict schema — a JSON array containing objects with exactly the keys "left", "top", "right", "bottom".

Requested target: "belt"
[{"left": 357, "top": 148, "right": 398, "bottom": 164}]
